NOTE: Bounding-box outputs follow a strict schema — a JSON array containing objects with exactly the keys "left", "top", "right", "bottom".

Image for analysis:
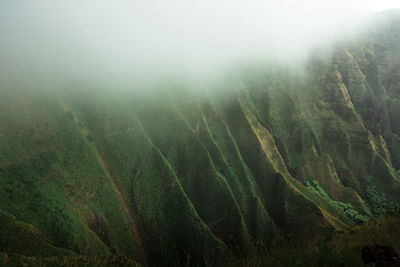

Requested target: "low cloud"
[{"left": 0, "top": 0, "right": 372, "bottom": 90}]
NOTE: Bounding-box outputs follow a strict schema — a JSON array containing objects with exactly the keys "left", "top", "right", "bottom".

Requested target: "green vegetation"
[
  {"left": 365, "top": 175, "right": 400, "bottom": 216},
  {"left": 1, "top": 10, "right": 400, "bottom": 267},
  {"left": 0, "top": 253, "right": 141, "bottom": 267},
  {"left": 306, "top": 180, "right": 369, "bottom": 224},
  {"left": 232, "top": 210, "right": 400, "bottom": 267}
]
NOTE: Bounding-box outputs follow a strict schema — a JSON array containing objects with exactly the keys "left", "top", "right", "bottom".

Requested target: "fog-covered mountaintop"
[{"left": 1, "top": 7, "right": 400, "bottom": 267}]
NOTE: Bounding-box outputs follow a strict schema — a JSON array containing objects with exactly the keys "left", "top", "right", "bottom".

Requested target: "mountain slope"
[{"left": 1, "top": 10, "right": 400, "bottom": 266}]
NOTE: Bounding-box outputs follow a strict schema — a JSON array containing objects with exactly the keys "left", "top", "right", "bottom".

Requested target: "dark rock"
[{"left": 362, "top": 244, "right": 400, "bottom": 266}]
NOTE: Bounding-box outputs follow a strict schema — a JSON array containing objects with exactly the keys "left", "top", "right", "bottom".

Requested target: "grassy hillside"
[
  {"left": 237, "top": 210, "right": 400, "bottom": 267},
  {"left": 1, "top": 10, "right": 400, "bottom": 266}
]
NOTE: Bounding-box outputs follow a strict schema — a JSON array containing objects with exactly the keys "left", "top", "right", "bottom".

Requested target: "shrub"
[{"left": 306, "top": 180, "right": 369, "bottom": 224}]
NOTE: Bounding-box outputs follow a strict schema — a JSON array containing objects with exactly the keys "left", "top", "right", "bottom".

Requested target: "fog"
[{"left": 0, "top": 0, "right": 375, "bottom": 91}]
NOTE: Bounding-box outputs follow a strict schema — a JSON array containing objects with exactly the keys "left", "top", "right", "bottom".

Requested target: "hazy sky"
[
  {"left": 0, "top": 1, "right": 398, "bottom": 90},
  {"left": 368, "top": 0, "right": 400, "bottom": 11}
]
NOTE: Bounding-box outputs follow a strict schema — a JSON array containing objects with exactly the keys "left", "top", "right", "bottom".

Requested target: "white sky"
[{"left": 368, "top": 0, "right": 400, "bottom": 11}]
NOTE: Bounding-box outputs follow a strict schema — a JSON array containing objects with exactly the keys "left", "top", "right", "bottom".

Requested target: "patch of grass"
[{"left": 233, "top": 210, "right": 400, "bottom": 266}]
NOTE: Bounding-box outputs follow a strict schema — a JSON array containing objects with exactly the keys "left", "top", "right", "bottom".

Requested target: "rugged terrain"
[{"left": 1, "top": 10, "right": 400, "bottom": 266}]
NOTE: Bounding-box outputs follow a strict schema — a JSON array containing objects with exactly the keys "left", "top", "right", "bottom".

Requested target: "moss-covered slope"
[{"left": 1, "top": 10, "right": 400, "bottom": 266}]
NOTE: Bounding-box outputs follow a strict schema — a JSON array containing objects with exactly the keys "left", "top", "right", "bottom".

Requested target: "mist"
[{"left": 0, "top": 0, "right": 373, "bottom": 91}]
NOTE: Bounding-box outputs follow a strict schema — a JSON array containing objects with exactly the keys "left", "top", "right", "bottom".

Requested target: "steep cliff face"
[{"left": 1, "top": 11, "right": 400, "bottom": 266}]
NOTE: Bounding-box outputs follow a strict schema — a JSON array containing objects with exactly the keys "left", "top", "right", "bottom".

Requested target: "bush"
[
  {"left": 365, "top": 175, "right": 399, "bottom": 217},
  {"left": 306, "top": 180, "right": 369, "bottom": 224}
]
